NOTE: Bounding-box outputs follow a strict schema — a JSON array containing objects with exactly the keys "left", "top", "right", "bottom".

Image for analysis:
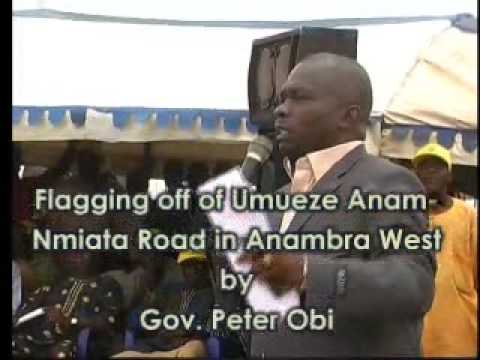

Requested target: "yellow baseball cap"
[
  {"left": 413, "top": 143, "right": 452, "bottom": 171},
  {"left": 177, "top": 251, "right": 207, "bottom": 264}
]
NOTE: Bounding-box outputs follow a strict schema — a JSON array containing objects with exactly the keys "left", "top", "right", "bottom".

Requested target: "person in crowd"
[
  {"left": 191, "top": 204, "right": 249, "bottom": 358},
  {"left": 412, "top": 143, "right": 477, "bottom": 357},
  {"left": 12, "top": 177, "right": 125, "bottom": 359},
  {"left": 113, "top": 251, "right": 214, "bottom": 358},
  {"left": 126, "top": 143, "right": 154, "bottom": 197},
  {"left": 12, "top": 252, "right": 124, "bottom": 359},
  {"left": 240, "top": 52, "right": 436, "bottom": 357},
  {"left": 13, "top": 144, "right": 75, "bottom": 292},
  {"left": 98, "top": 172, "right": 193, "bottom": 330},
  {"left": 15, "top": 142, "right": 135, "bottom": 292}
]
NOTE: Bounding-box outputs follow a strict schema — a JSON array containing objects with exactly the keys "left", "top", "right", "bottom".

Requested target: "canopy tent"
[
  {"left": 12, "top": 5, "right": 477, "bottom": 183},
  {"left": 382, "top": 15, "right": 477, "bottom": 167},
  {"left": 12, "top": 106, "right": 383, "bottom": 172},
  {"left": 13, "top": 17, "right": 454, "bottom": 111},
  {"left": 12, "top": 16, "right": 454, "bottom": 166}
]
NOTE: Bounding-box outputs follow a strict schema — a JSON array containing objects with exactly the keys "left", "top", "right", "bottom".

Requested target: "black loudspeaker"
[{"left": 248, "top": 26, "right": 358, "bottom": 132}]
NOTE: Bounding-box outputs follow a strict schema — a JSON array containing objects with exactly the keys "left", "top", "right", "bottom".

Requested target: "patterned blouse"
[{"left": 12, "top": 275, "right": 123, "bottom": 359}]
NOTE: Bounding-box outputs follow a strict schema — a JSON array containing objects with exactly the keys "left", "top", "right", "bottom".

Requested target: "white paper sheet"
[
  {"left": 197, "top": 167, "right": 299, "bottom": 318},
  {"left": 15, "top": 307, "right": 46, "bottom": 328}
]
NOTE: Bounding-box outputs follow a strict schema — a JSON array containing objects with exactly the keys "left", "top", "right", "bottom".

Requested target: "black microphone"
[{"left": 240, "top": 135, "right": 274, "bottom": 185}]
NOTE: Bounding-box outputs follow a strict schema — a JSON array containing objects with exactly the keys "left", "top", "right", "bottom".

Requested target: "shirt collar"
[{"left": 283, "top": 141, "right": 364, "bottom": 182}]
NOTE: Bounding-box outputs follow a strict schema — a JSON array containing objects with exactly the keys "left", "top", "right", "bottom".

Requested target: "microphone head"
[{"left": 246, "top": 135, "right": 274, "bottom": 164}]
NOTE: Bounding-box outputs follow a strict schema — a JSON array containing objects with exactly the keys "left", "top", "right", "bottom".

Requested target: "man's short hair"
[{"left": 301, "top": 52, "right": 373, "bottom": 123}]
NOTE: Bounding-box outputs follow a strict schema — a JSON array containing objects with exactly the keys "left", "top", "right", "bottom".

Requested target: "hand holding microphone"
[
  {"left": 240, "top": 135, "right": 274, "bottom": 185},
  {"left": 238, "top": 135, "right": 304, "bottom": 294}
]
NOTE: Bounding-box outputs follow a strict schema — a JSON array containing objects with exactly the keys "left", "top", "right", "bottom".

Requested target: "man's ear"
[{"left": 340, "top": 105, "right": 361, "bottom": 131}]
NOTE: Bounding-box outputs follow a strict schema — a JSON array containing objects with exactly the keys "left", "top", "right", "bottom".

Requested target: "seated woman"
[
  {"left": 113, "top": 251, "right": 214, "bottom": 358},
  {"left": 12, "top": 177, "right": 125, "bottom": 359}
]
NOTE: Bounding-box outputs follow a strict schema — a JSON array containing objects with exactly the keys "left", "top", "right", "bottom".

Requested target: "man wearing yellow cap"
[
  {"left": 177, "top": 251, "right": 210, "bottom": 290},
  {"left": 413, "top": 143, "right": 477, "bottom": 357},
  {"left": 113, "top": 251, "right": 214, "bottom": 358}
]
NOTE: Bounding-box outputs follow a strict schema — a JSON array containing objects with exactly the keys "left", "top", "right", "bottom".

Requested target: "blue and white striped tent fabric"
[
  {"left": 11, "top": 106, "right": 262, "bottom": 175},
  {"left": 13, "top": 106, "right": 475, "bottom": 150},
  {"left": 11, "top": 105, "right": 476, "bottom": 165},
  {"left": 380, "top": 124, "right": 477, "bottom": 166},
  {"left": 12, "top": 107, "right": 261, "bottom": 171},
  {"left": 12, "top": 107, "right": 257, "bottom": 142}
]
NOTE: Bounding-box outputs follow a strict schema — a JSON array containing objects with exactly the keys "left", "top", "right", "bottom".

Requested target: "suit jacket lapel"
[
  {"left": 267, "top": 184, "right": 289, "bottom": 231},
  {"left": 285, "top": 145, "right": 367, "bottom": 233}
]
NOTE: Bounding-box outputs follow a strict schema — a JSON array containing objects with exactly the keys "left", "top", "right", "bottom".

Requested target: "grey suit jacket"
[{"left": 250, "top": 145, "right": 436, "bottom": 358}]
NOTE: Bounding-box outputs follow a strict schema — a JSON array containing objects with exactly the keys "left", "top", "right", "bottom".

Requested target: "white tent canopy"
[
  {"left": 13, "top": 0, "right": 477, "bottom": 110},
  {"left": 13, "top": 15, "right": 462, "bottom": 112},
  {"left": 382, "top": 23, "right": 477, "bottom": 166},
  {"left": 12, "top": 2, "right": 477, "bottom": 173}
]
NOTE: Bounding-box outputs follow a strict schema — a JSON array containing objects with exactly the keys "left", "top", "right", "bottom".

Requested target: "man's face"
[
  {"left": 274, "top": 62, "right": 344, "bottom": 160},
  {"left": 414, "top": 157, "right": 450, "bottom": 195},
  {"left": 47, "top": 211, "right": 104, "bottom": 276}
]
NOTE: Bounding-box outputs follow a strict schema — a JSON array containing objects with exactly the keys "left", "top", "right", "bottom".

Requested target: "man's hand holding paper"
[
  {"left": 197, "top": 167, "right": 300, "bottom": 317},
  {"left": 237, "top": 253, "right": 304, "bottom": 296}
]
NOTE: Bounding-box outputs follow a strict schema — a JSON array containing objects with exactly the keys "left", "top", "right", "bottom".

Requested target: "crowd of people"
[
  {"left": 12, "top": 52, "right": 477, "bottom": 359},
  {"left": 12, "top": 141, "right": 477, "bottom": 359},
  {"left": 12, "top": 144, "right": 245, "bottom": 359}
]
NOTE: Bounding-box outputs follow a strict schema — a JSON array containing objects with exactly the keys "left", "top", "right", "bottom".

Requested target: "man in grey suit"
[{"left": 242, "top": 53, "right": 436, "bottom": 357}]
